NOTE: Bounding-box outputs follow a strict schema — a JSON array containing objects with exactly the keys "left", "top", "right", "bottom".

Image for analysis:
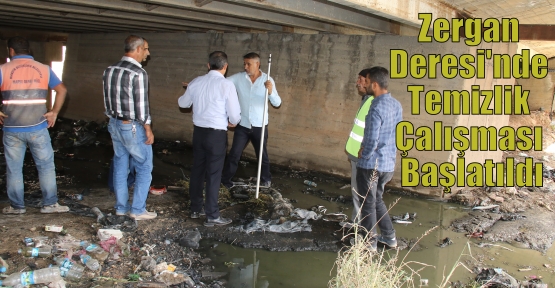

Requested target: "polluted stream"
[{"left": 0, "top": 119, "right": 554, "bottom": 287}]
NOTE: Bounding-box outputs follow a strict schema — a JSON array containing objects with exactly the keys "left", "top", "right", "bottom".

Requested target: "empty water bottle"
[
  {"left": 80, "top": 255, "right": 100, "bottom": 271},
  {"left": 0, "top": 267, "right": 62, "bottom": 286},
  {"left": 54, "top": 257, "right": 85, "bottom": 274},
  {"left": 53, "top": 264, "right": 83, "bottom": 281},
  {"left": 304, "top": 180, "right": 317, "bottom": 187},
  {"left": 80, "top": 241, "right": 109, "bottom": 261},
  {"left": 18, "top": 247, "right": 52, "bottom": 258}
]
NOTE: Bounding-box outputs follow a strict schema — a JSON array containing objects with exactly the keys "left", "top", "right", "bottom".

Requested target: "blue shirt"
[
  {"left": 0, "top": 55, "right": 62, "bottom": 88},
  {"left": 0, "top": 55, "right": 62, "bottom": 132},
  {"left": 228, "top": 71, "right": 281, "bottom": 128},
  {"left": 178, "top": 70, "right": 241, "bottom": 130},
  {"left": 357, "top": 93, "right": 403, "bottom": 172}
]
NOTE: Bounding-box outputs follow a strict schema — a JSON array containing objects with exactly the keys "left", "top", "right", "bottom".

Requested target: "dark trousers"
[
  {"left": 190, "top": 126, "right": 227, "bottom": 220},
  {"left": 221, "top": 125, "right": 271, "bottom": 187},
  {"left": 356, "top": 168, "right": 396, "bottom": 238}
]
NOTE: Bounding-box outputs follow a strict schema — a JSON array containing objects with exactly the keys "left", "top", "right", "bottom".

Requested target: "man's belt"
[{"left": 115, "top": 115, "right": 131, "bottom": 121}]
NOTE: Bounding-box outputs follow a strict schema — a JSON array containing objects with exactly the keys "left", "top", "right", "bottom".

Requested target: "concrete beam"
[
  {"left": 0, "top": 4, "right": 199, "bottom": 32},
  {"left": 0, "top": 21, "right": 103, "bottom": 33},
  {"left": 0, "top": 17, "right": 125, "bottom": 33},
  {"left": 0, "top": 0, "right": 238, "bottom": 32},
  {"left": 193, "top": 0, "right": 212, "bottom": 7},
  {"left": 131, "top": 0, "right": 339, "bottom": 33},
  {"left": 40, "top": 0, "right": 284, "bottom": 32},
  {"left": 0, "top": 11, "right": 154, "bottom": 32},
  {"left": 224, "top": 0, "right": 392, "bottom": 33},
  {"left": 519, "top": 25, "right": 555, "bottom": 41},
  {"left": 324, "top": 0, "right": 457, "bottom": 28}
]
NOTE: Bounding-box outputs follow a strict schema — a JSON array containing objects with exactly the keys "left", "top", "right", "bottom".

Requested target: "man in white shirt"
[
  {"left": 178, "top": 51, "right": 241, "bottom": 227},
  {"left": 221, "top": 52, "right": 281, "bottom": 189}
]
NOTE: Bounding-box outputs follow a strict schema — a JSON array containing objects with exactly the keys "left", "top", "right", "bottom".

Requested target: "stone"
[{"left": 179, "top": 230, "right": 201, "bottom": 249}]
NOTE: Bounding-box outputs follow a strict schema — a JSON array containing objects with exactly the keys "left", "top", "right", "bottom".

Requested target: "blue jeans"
[
  {"left": 3, "top": 128, "right": 58, "bottom": 208},
  {"left": 107, "top": 118, "right": 153, "bottom": 215},
  {"left": 108, "top": 157, "right": 136, "bottom": 193}
]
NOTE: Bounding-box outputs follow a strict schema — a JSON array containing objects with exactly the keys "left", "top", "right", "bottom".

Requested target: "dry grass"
[{"left": 329, "top": 225, "right": 436, "bottom": 288}]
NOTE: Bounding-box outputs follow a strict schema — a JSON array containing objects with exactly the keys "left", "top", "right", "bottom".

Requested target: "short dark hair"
[
  {"left": 124, "top": 35, "right": 145, "bottom": 53},
  {"left": 7, "top": 36, "right": 30, "bottom": 55},
  {"left": 358, "top": 68, "right": 372, "bottom": 78},
  {"left": 209, "top": 51, "right": 228, "bottom": 70},
  {"left": 367, "top": 66, "right": 389, "bottom": 89},
  {"left": 243, "top": 52, "right": 260, "bottom": 61}
]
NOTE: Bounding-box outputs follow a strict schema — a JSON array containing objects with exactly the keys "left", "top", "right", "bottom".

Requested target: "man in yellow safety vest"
[{"left": 345, "top": 69, "right": 374, "bottom": 224}]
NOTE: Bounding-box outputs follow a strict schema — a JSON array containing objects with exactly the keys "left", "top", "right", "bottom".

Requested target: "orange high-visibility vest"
[{"left": 0, "top": 58, "right": 50, "bottom": 129}]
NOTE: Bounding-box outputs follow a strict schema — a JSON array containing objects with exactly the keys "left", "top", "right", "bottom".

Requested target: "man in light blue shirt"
[
  {"left": 221, "top": 52, "right": 281, "bottom": 189},
  {"left": 178, "top": 51, "right": 241, "bottom": 227}
]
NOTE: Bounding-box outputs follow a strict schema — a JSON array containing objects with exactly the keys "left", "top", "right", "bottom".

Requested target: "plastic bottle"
[
  {"left": 304, "top": 180, "right": 317, "bottom": 187},
  {"left": 54, "top": 257, "right": 85, "bottom": 274},
  {"left": 0, "top": 267, "right": 62, "bottom": 286},
  {"left": 18, "top": 247, "right": 52, "bottom": 258},
  {"left": 63, "top": 268, "right": 83, "bottom": 281},
  {"left": 80, "top": 241, "right": 109, "bottom": 261},
  {"left": 80, "top": 255, "right": 100, "bottom": 271},
  {"left": 0, "top": 266, "right": 6, "bottom": 273}
]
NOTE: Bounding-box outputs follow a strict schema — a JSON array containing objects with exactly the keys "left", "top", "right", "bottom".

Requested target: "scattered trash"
[
  {"left": 0, "top": 267, "right": 62, "bottom": 286},
  {"left": 322, "top": 213, "right": 348, "bottom": 222},
  {"left": 67, "top": 194, "right": 83, "bottom": 201},
  {"left": 472, "top": 204, "right": 500, "bottom": 211},
  {"left": 80, "top": 255, "right": 100, "bottom": 271},
  {"left": 23, "top": 237, "right": 35, "bottom": 246},
  {"left": 97, "top": 229, "right": 123, "bottom": 241},
  {"left": 19, "top": 247, "right": 52, "bottom": 258},
  {"left": 475, "top": 268, "right": 519, "bottom": 288},
  {"left": 91, "top": 207, "right": 138, "bottom": 232},
  {"left": 149, "top": 185, "right": 167, "bottom": 195},
  {"left": 304, "top": 180, "right": 317, "bottom": 187},
  {"left": 466, "top": 231, "right": 484, "bottom": 238},
  {"left": 420, "top": 279, "right": 429, "bottom": 286},
  {"left": 392, "top": 212, "right": 416, "bottom": 222},
  {"left": 393, "top": 220, "right": 413, "bottom": 224},
  {"left": 45, "top": 225, "right": 64, "bottom": 232},
  {"left": 439, "top": 237, "right": 453, "bottom": 248},
  {"left": 518, "top": 267, "right": 532, "bottom": 272},
  {"left": 339, "top": 184, "right": 351, "bottom": 189}
]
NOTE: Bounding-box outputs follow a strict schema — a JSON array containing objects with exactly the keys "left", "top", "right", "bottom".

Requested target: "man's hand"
[
  {"left": 228, "top": 122, "right": 237, "bottom": 128},
  {"left": 182, "top": 82, "right": 188, "bottom": 87},
  {"left": 264, "top": 80, "right": 273, "bottom": 95},
  {"left": 358, "top": 146, "right": 363, "bottom": 159},
  {"left": 43, "top": 111, "right": 58, "bottom": 128},
  {"left": 0, "top": 112, "right": 8, "bottom": 125},
  {"left": 144, "top": 124, "right": 154, "bottom": 145}
]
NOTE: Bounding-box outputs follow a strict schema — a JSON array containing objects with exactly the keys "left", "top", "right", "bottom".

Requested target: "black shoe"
[
  {"left": 260, "top": 181, "right": 271, "bottom": 188},
  {"left": 190, "top": 209, "right": 206, "bottom": 219},
  {"left": 377, "top": 235, "right": 397, "bottom": 248},
  {"left": 204, "top": 217, "right": 232, "bottom": 227}
]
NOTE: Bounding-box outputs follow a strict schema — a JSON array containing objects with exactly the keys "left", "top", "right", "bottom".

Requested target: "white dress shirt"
[{"left": 178, "top": 70, "right": 241, "bottom": 130}]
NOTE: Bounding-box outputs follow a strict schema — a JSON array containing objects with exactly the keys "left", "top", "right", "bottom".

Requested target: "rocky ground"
[{"left": 449, "top": 111, "right": 555, "bottom": 253}]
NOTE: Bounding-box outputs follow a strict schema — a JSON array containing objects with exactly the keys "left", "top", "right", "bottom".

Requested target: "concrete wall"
[{"left": 62, "top": 32, "right": 515, "bottom": 196}]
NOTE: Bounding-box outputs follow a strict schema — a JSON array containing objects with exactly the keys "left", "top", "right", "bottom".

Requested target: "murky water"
[{"left": 13, "top": 132, "right": 555, "bottom": 287}]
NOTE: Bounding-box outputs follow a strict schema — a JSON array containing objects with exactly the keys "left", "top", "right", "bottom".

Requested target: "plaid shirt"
[
  {"left": 357, "top": 93, "right": 402, "bottom": 172},
  {"left": 103, "top": 56, "right": 151, "bottom": 125}
]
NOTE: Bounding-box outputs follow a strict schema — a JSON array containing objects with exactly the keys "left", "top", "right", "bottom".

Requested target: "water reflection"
[
  {"left": 201, "top": 240, "right": 338, "bottom": 287},
  {"left": 228, "top": 254, "right": 268, "bottom": 288}
]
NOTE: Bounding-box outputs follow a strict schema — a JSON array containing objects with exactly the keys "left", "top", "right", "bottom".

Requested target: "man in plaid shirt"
[{"left": 356, "top": 66, "right": 403, "bottom": 252}]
